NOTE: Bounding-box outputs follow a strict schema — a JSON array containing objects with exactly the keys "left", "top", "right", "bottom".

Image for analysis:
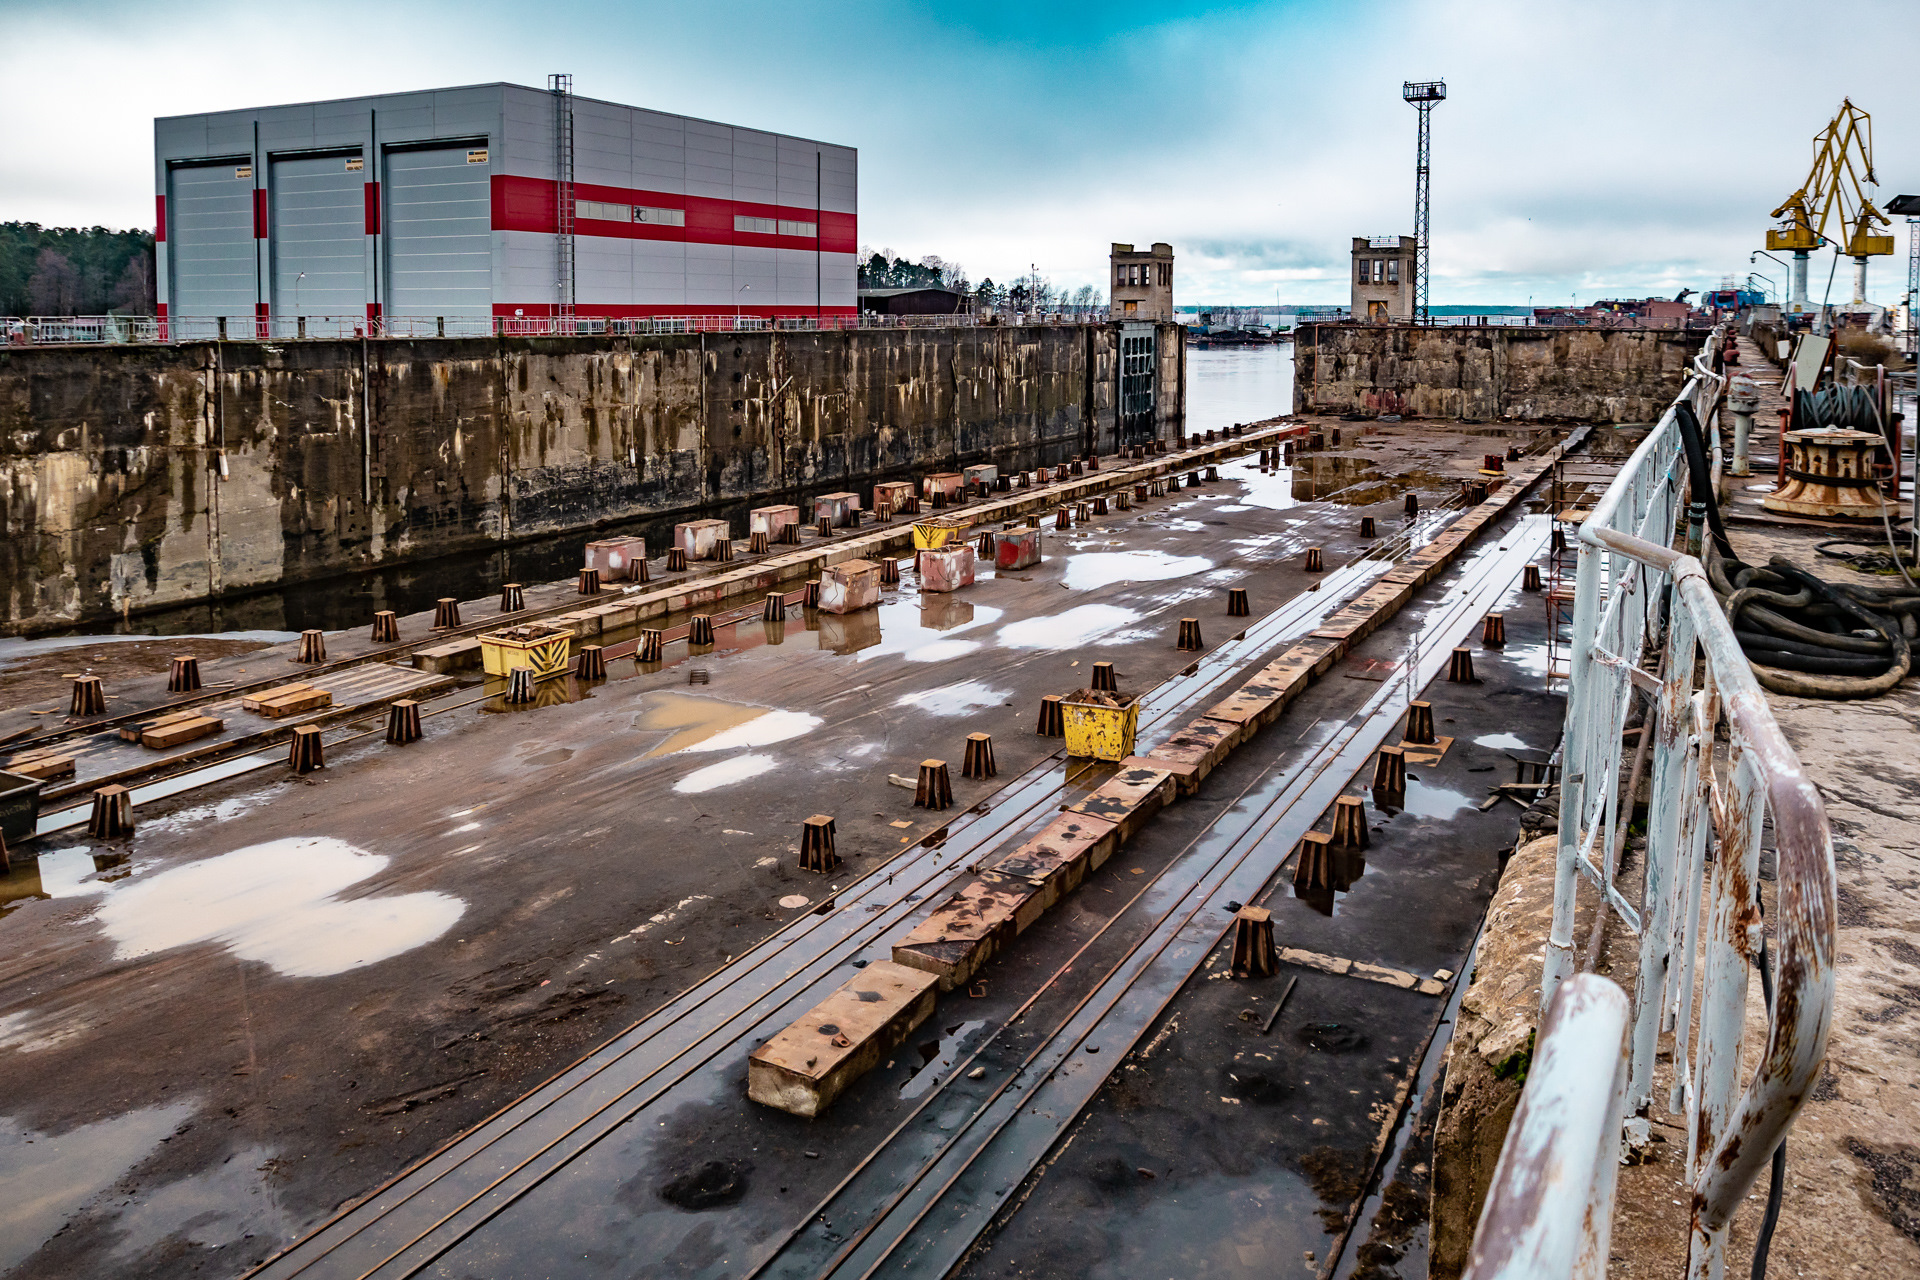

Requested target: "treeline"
[
  {"left": 857, "top": 246, "right": 1101, "bottom": 313},
  {"left": 0, "top": 223, "right": 156, "bottom": 316}
]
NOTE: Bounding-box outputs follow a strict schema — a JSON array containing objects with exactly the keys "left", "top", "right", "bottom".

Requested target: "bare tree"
[
  {"left": 111, "top": 251, "right": 155, "bottom": 314},
  {"left": 27, "top": 249, "right": 82, "bottom": 314}
]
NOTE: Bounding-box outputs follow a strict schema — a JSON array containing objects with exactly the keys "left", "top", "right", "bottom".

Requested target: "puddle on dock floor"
[
  {"left": 1063, "top": 550, "right": 1214, "bottom": 591},
  {"left": 1287, "top": 456, "right": 1445, "bottom": 506},
  {"left": 0, "top": 1100, "right": 199, "bottom": 1274},
  {"left": 997, "top": 603, "right": 1147, "bottom": 650},
  {"left": 633, "top": 691, "right": 821, "bottom": 757},
  {"left": 673, "top": 754, "right": 779, "bottom": 794},
  {"left": 1472, "top": 732, "right": 1530, "bottom": 750},
  {"left": 94, "top": 837, "right": 463, "bottom": 978},
  {"left": 850, "top": 599, "right": 1004, "bottom": 664},
  {"left": 0, "top": 846, "right": 123, "bottom": 920},
  {"left": 894, "top": 679, "right": 1013, "bottom": 717}
]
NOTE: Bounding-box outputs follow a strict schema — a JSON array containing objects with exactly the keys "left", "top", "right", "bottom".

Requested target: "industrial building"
[
  {"left": 1351, "top": 234, "right": 1417, "bottom": 321},
  {"left": 153, "top": 79, "right": 857, "bottom": 335},
  {"left": 1109, "top": 241, "right": 1174, "bottom": 321}
]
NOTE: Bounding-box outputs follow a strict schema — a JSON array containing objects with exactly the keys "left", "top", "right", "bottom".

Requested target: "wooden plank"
[
  {"left": 141, "top": 716, "right": 224, "bottom": 750},
  {"left": 241, "top": 684, "right": 312, "bottom": 713}
]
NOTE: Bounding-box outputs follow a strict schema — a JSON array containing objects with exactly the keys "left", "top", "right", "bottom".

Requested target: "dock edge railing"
[{"left": 1470, "top": 325, "right": 1837, "bottom": 1278}]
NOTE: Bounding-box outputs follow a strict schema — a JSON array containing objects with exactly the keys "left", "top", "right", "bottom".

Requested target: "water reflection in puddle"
[
  {"left": 900, "top": 1019, "right": 986, "bottom": 1099},
  {"left": 1063, "top": 550, "right": 1213, "bottom": 591},
  {"left": 0, "top": 846, "right": 128, "bottom": 920},
  {"left": 1396, "top": 778, "right": 1477, "bottom": 820},
  {"left": 1473, "top": 732, "right": 1530, "bottom": 750},
  {"left": 633, "top": 691, "right": 821, "bottom": 757},
  {"left": 0, "top": 1100, "right": 199, "bottom": 1274},
  {"left": 673, "top": 754, "right": 779, "bottom": 794},
  {"left": 851, "top": 600, "right": 1005, "bottom": 664},
  {"left": 997, "top": 603, "right": 1146, "bottom": 650},
  {"left": 95, "top": 837, "right": 463, "bottom": 977},
  {"left": 895, "top": 680, "right": 1012, "bottom": 716}
]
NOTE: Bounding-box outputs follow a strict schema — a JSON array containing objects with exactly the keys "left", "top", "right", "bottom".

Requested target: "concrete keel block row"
[
  {"left": 746, "top": 960, "right": 940, "bottom": 1118},
  {"left": 743, "top": 433, "right": 1581, "bottom": 1119}
]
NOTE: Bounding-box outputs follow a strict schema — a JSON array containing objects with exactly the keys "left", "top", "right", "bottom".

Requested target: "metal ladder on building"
[{"left": 549, "top": 73, "right": 576, "bottom": 328}]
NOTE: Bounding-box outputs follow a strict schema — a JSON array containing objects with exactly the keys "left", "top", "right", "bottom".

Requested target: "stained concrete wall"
[
  {"left": 1, "top": 323, "right": 1184, "bottom": 633},
  {"left": 1294, "top": 324, "right": 1700, "bottom": 422}
]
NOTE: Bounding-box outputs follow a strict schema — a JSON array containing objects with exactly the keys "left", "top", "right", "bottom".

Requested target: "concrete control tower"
[
  {"left": 1110, "top": 242, "right": 1174, "bottom": 320},
  {"left": 1352, "top": 235, "right": 1417, "bottom": 322}
]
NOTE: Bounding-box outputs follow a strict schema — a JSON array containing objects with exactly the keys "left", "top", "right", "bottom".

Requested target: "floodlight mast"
[{"left": 1403, "top": 80, "right": 1446, "bottom": 323}]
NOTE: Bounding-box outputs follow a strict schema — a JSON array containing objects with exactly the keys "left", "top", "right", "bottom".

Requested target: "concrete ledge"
[
  {"left": 746, "top": 960, "right": 940, "bottom": 1118},
  {"left": 411, "top": 639, "right": 483, "bottom": 674},
  {"left": 1067, "top": 764, "right": 1176, "bottom": 843},
  {"left": 1145, "top": 718, "right": 1237, "bottom": 793},
  {"left": 891, "top": 878, "right": 1042, "bottom": 991}
]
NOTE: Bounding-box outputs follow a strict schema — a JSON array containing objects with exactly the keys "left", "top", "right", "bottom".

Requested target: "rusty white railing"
[
  {"left": 3, "top": 309, "right": 1119, "bottom": 346},
  {"left": 1507, "top": 325, "right": 1837, "bottom": 1277},
  {"left": 1462, "top": 974, "right": 1631, "bottom": 1280}
]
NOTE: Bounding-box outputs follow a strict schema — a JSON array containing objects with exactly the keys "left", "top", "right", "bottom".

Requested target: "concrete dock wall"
[
  {"left": 1293, "top": 324, "right": 1699, "bottom": 422},
  {"left": 0, "top": 323, "right": 1184, "bottom": 633}
]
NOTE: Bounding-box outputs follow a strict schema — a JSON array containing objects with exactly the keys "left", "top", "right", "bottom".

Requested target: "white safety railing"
[
  {"left": 1508, "top": 324, "right": 1837, "bottom": 1277},
  {"left": 2, "top": 309, "right": 1119, "bottom": 346},
  {"left": 1463, "top": 974, "right": 1631, "bottom": 1280}
]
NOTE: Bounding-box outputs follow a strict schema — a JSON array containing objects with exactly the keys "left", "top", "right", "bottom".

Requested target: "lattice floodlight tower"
[{"left": 1402, "top": 80, "right": 1446, "bottom": 323}]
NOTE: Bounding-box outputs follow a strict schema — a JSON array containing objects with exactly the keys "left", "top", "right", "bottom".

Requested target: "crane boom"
[{"left": 1767, "top": 98, "right": 1894, "bottom": 310}]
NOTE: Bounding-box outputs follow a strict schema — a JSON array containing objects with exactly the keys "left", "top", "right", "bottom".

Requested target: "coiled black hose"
[{"left": 1675, "top": 402, "right": 1914, "bottom": 698}]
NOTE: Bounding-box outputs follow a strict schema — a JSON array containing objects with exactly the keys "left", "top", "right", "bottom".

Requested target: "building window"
[
  {"left": 576, "top": 200, "right": 631, "bottom": 222},
  {"left": 734, "top": 215, "right": 777, "bottom": 235},
  {"left": 1387, "top": 258, "right": 1399, "bottom": 284},
  {"left": 777, "top": 219, "right": 817, "bottom": 237},
  {"left": 1373, "top": 259, "right": 1386, "bottom": 284},
  {"left": 636, "top": 206, "right": 685, "bottom": 226},
  {"left": 1356, "top": 258, "right": 1370, "bottom": 285}
]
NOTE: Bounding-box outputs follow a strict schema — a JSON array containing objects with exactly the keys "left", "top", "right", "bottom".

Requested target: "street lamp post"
[{"left": 737, "top": 283, "right": 751, "bottom": 330}]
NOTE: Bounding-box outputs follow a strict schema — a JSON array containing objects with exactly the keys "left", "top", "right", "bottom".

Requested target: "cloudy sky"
[{"left": 3, "top": 0, "right": 1916, "bottom": 305}]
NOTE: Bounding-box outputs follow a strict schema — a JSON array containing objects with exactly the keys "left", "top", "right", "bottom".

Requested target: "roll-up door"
[
  {"left": 167, "top": 160, "right": 257, "bottom": 328},
  {"left": 270, "top": 151, "right": 367, "bottom": 322},
  {"left": 384, "top": 145, "right": 491, "bottom": 318}
]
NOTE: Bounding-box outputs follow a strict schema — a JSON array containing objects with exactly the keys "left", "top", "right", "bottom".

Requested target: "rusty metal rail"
[{"left": 1522, "top": 326, "right": 1837, "bottom": 1278}]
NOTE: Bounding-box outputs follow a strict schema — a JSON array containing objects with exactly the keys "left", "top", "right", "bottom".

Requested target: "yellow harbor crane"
[{"left": 1768, "top": 98, "right": 1894, "bottom": 311}]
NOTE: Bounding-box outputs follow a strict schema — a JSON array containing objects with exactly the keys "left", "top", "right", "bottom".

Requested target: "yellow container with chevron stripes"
[
  {"left": 911, "top": 517, "right": 969, "bottom": 550},
  {"left": 479, "top": 624, "right": 572, "bottom": 681}
]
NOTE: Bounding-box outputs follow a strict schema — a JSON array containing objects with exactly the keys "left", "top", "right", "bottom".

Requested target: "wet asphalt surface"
[{"left": 0, "top": 428, "right": 1551, "bottom": 1279}]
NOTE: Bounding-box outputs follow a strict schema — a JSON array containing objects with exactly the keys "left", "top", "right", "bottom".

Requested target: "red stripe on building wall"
[
  {"left": 155, "top": 195, "right": 167, "bottom": 243},
  {"left": 364, "top": 182, "right": 381, "bottom": 234},
  {"left": 255, "top": 303, "right": 270, "bottom": 339},
  {"left": 491, "top": 176, "right": 856, "bottom": 253},
  {"left": 253, "top": 189, "right": 267, "bottom": 239},
  {"left": 367, "top": 303, "right": 382, "bottom": 325}
]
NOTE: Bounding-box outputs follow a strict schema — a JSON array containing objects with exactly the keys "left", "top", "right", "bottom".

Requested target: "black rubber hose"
[
  {"left": 1727, "top": 597, "right": 1890, "bottom": 654},
  {"left": 1675, "top": 402, "right": 1739, "bottom": 564},
  {"left": 1756, "top": 557, "right": 1912, "bottom": 698},
  {"left": 1738, "top": 648, "right": 1892, "bottom": 675},
  {"left": 1733, "top": 629, "right": 1889, "bottom": 660},
  {"left": 1751, "top": 936, "right": 1785, "bottom": 1280}
]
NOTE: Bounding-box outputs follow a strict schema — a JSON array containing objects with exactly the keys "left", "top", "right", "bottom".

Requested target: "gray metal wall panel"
[
  {"left": 269, "top": 152, "right": 367, "bottom": 316},
  {"left": 167, "top": 161, "right": 256, "bottom": 322},
  {"left": 385, "top": 146, "right": 491, "bottom": 317}
]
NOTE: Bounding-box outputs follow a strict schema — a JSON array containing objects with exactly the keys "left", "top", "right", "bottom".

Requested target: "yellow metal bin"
[
  {"left": 479, "top": 623, "right": 573, "bottom": 681},
  {"left": 1061, "top": 689, "right": 1139, "bottom": 761},
  {"left": 911, "top": 517, "right": 970, "bottom": 551}
]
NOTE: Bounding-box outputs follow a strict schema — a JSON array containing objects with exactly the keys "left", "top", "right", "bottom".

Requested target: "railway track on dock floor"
[{"left": 245, "top": 481, "right": 1551, "bottom": 1280}]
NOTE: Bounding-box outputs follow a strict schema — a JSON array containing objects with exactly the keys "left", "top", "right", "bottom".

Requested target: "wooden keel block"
[
  {"left": 433, "top": 598, "right": 461, "bottom": 629},
  {"left": 1176, "top": 618, "right": 1204, "bottom": 651},
  {"left": 750, "top": 530, "right": 771, "bottom": 554},
  {"left": 688, "top": 616, "right": 715, "bottom": 647},
  {"left": 665, "top": 547, "right": 688, "bottom": 571},
  {"left": 1229, "top": 907, "right": 1278, "bottom": 979},
  {"left": 1309, "top": 432, "right": 1324, "bottom": 451},
  {"left": 1303, "top": 547, "right": 1324, "bottom": 573},
  {"left": 1090, "top": 660, "right": 1118, "bottom": 692},
  {"left": 1360, "top": 516, "right": 1377, "bottom": 539},
  {"left": 505, "top": 667, "right": 536, "bottom": 705},
  {"left": 1522, "top": 563, "right": 1543, "bottom": 591},
  {"left": 1056, "top": 508, "right": 1071, "bottom": 530},
  {"left": 288, "top": 724, "right": 325, "bottom": 774},
  {"left": 1205, "top": 465, "right": 1219, "bottom": 482},
  {"left": 962, "top": 732, "right": 997, "bottom": 780},
  {"left": 914, "top": 759, "right": 953, "bottom": 811},
  {"left": 500, "top": 583, "right": 525, "bottom": 612},
  {"left": 1091, "top": 496, "right": 1108, "bottom": 516},
  {"left": 1134, "top": 483, "right": 1149, "bottom": 501},
  {"left": 799, "top": 814, "right": 839, "bottom": 874},
  {"left": 1507, "top": 444, "right": 1522, "bottom": 462},
  {"left": 763, "top": 592, "right": 786, "bottom": 622},
  {"left": 1226, "top": 587, "right": 1250, "bottom": 618},
  {"left": 636, "top": 629, "right": 664, "bottom": 662},
  {"left": 167, "top": 655, "right": 203, "bottom": 693},
  {"left": 747, "top": 961, "right": 939, "bottom": 1117},
  {"left": 1448, "top": 646, "right": 1476, "bottom": 683},
  {"left": 87, "top": 785, "right": 133, "bottom": 839},
  {"left": 386, "top": 699, "right": 422, "bottom": 745},
  {"left": 295, "top": 630, "right": 327, "bottom": 664},
  {"left": 1283, "top": 441, "right": 1295, "bottom": 463},
  {"left": 1331, "top": 795, "right": 1370, "bottom": 849},
  {"left": 1070, "top": 459, "right": 1084, "bottom": 476},
  {"left": 716, "top": 538, "right": 735, "bottom": 562},
  {"left": 803, "top": 580, "right": 821, "bottom": 608},
  {"left": 1404, "top": 701, "right": 1436, "bottom": 745},
  {"left": 1035, "top": 694, "right": 1065, "bottom": 737},
  {"left": 1117, "top": 491, "right": 1132, "bottom": 511},
  {"left": 1372, "top": 744, "right": 1407, "bottom": 794},
  {"left": 1084, "top": 451, "right": 1098, "bottom": 470},
  {"left": 816, "top": 517, "right": 832, "bottom": 538},
  {"left": 1025, "top": 513, "right": 1041, "bottom": 529},
  {"left": 370, "top": 611, "right": 399, "bottom": 644},
  {"left": 1404, "top": 492, "right": 1419, "bottom": 517},
  {"left": 576, "top": 645, "right": 607, "bottom": 679},
  {"left": 880, "top": 558, "right": 900, "bottom": 585},
  {"left": 977, "top": 531, "right": 996, "bottom": 557},
  {"left": 631, "top": 557, "right": 651, "bottom": 583},
  {"left": 577, "top": 568, "right": 601, "bottom": 595},
  {"left": 1186, "top": 471, "right": 1201, "bottom": 488},
  {"left": 1075, "top": 501, "right": 1092, "bottom": 522},
  {"left": 1482, "top": 613, "right": 1506, "bottom": 647}
]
